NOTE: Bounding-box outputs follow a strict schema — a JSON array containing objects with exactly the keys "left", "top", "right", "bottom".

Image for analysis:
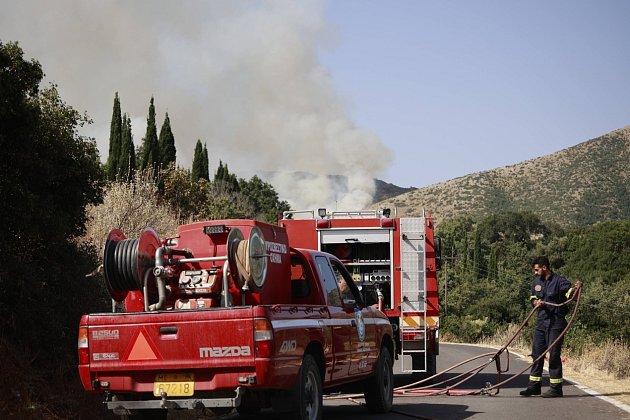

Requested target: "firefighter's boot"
[
  {"left": 519, "top": 382, "right": 542, "bottom": 396},
  {"left": 542, "top": 385, "right": 563, "bottom": 398}
]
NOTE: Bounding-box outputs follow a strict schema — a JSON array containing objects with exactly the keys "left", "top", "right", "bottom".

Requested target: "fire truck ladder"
[{"left": 399, "top": 217, "right": 428, "bottom": 373}]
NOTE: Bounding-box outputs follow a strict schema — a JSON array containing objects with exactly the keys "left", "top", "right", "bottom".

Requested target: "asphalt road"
[{"left": 247, "top": 343, "right": 630, "bottom": 420}]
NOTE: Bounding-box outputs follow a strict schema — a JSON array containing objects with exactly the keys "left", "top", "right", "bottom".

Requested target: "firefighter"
[{"left": 520, "top": 256, "right": 581, "bottom": 398}]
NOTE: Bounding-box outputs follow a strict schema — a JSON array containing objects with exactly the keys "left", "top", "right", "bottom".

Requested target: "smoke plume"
[{"left": 1, "top": 0, "right": 392, "bottom": 210}]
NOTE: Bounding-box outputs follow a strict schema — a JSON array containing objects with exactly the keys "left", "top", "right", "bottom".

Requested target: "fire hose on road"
[{"left": 326, "top": 283, "right": 583, "bottom": 402}]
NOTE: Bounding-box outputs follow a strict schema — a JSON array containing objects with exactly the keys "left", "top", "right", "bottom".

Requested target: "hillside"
[
  {"left": 373, "top": 179, "right": 416, "bottom": 202},
  {"left": 375, "top": 126, "right": 630, "bottom": 226}
]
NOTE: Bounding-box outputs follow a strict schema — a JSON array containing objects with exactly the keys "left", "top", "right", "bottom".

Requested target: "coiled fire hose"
[{"left": 325, "top": 283, "right": 583, "bottom": 408}]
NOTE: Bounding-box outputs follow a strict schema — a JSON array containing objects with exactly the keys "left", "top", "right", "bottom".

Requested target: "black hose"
[{"left": 104, "top": 238, "right": 141, "bottom": 292}]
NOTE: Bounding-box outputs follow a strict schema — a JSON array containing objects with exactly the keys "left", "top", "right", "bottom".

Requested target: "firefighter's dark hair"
[{"left": 532, "top": 256, "right": 550, "bottom": 269}]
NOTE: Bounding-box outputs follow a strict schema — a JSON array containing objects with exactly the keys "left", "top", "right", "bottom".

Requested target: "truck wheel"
[
  {"left": 294, "top": 354, "right": 322, "bottom": 420},
  {"left": 364, "top": 346, "right": 393, "bottom": 413}
]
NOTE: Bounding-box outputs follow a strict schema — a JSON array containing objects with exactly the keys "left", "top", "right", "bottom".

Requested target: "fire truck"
[
  {"left": 79, "top": 219, "right": 394, "bottom": 419},
  {"left": 280, "top": 208, "right": 441, "bottom": 376}
]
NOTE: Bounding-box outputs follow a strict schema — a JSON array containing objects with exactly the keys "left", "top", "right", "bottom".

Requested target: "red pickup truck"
[{"left": 78, "top": 219, "right": 394, "bottom": 419}]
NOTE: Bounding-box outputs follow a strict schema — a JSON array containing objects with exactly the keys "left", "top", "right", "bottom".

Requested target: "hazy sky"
[{"left": 2, "top": 1, "right": 630, "bottom": 207}]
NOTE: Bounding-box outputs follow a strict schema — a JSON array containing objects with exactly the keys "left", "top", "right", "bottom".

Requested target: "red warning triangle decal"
[{"left": 127, "top": 329, "right": 160, "bottom": 361}]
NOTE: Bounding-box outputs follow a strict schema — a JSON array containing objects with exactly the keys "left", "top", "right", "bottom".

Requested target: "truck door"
[
  {"left": 314, "top": 255, "right": 353, "bottom": 381},
  {"left": 330, "top": 260, "right": 377, "bottom": 376}
]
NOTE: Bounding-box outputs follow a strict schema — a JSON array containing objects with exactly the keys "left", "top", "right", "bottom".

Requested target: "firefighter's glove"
[{"left": 533, "top": 299, "right": 543, "bottom": 308}]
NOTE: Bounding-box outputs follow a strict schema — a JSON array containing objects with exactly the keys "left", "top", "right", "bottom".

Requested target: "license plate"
[{"left": 153, "top": 373, "right": 194, "bottom": 397}]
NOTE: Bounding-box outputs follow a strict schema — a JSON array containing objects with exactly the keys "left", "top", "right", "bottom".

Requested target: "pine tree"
[
  {"left": 201, "top": 143, "right": 209, "bottom": 181},
  {"left": 191, "top": 139, "right": 204, "bottom": 182},
  {"left": 140, "top": 96, "right": 159, "bottom": 173},
  {"left": 117, "top": 114, "right": 135, "bottom": 181},
  {"left": 158, "top": 112, "right": 176, "bottom": 169},
  {"left": 106, "top": 92, "right": 122, "bottom": 180}
]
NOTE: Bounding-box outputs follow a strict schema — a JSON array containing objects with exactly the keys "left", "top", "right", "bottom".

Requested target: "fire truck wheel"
[
  {"left": 364, "top": 346, "right": 394, "bottom": 413},
  {"left": 293, "top": 354, "right": 323, "bottom": 420}
]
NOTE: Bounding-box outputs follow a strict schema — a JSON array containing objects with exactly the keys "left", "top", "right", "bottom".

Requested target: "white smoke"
[{"left": 0, "top": 0, "right": 392, "bottom": 210}]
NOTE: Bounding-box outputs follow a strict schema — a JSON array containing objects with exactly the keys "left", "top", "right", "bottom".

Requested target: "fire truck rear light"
[
  {"left": 316, "top": 219, "right": 330, "bottom": 229},
  {"left": 78, "top": 326, "right": 90, "bottom": 364},
  {"left": 254, "top": 318, "right": 273, "bottom": 341},
  {"left": 254, "top": 318, "right": 274, "bottom": 357},
  {"left": 203, "top": 224, "right": 227, "bottom": 235},
  {"left": 381, "top": 218, "right": 395, "bottom": 228},
  {"left": 78, "top": 326, "right": 88, "bottom": 348},
  {"left": 402, "top": 331, "right": 424, "bottom": 341}
]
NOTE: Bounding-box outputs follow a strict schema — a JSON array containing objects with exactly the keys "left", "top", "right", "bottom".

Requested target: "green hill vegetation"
[
  {"left": 437, "top": 213, "right": 630, "bottom": 352},
  {"left": 376, "top": 127, "right": 630, "bottom": 226}
]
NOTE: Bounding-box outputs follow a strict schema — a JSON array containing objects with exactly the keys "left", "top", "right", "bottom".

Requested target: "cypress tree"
[
  {"left": 214, "top": 161, "right": 239, "bottom": 192},
  {"left": 127, "top": 115, "right": 136, "bottom": 179},
  {"left": 201, "top": 143, "right": 209, "bottom": 181},
  {"left": 472, "top": 228, "right": 482, "bottom": 280},
  {"left": 117, "top": 114, "right": 135, "bottom": 181},
  {"left": 191, "top": 139, "right": 204, "bottom": 182},
  {"left": 106, "top": 92, "right": 122, "bottom": 180},
  {"left": 158, "top": 112, "right": 176, "bottom": 169},
  {"left": 140, "top": 96, "right": 159, "bottom": 173},
  {"left": 487, "top": 244, "right": 498, "bottom": 281},
  {"left": 214, "top": 160, "right": 225, "bottom": 183}
]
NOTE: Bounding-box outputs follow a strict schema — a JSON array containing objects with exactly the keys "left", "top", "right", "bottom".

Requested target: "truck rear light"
[
  {"left": 254, "top": 317, "right": 274, "bottom": 357},
  {"left": 380, "top": 218, "right": 395, "bottom": 228},
  {"left": 78, "top": 326, "right": 89, "bottom": 364},
  {"left": 402, "top": 331, "right": 425, "bottom": 341},
  {"left": 316, "top": 219, "right": 330, "bottom": 229}
]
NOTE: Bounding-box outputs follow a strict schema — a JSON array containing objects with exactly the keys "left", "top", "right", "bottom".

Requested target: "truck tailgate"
[{"left": 80, "top": 307, "right": 256, "bottom": 393}]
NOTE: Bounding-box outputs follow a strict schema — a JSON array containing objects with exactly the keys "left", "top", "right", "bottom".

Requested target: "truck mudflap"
[{"left": 106, "top": 387, "right": 244, "bottom": 414}]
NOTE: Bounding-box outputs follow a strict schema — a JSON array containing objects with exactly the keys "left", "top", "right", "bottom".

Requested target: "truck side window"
[
  {"left": 290, "top": 256, "right": 310, "bottom": 299},
  {"left": 315, "top": 256, "right": 342, "bottom": 307}
]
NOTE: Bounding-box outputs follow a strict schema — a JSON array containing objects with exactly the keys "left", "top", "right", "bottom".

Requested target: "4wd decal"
[
  {"left": 279, "top": 340, "right": 297, "bottom": 353},
  {"left": 199, "top": 346, "right": 251, "bottom": 358}
]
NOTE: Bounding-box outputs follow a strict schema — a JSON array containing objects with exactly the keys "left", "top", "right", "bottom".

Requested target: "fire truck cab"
[{"left": 280, "top": 208, "right": 441, "bottom": 375}]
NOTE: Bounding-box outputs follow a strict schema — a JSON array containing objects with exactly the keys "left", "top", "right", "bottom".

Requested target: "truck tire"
[
  {"left": 293, "top": 354, "right": 322, "bottom": 420},
  {"left": 364, "top": 346, "right": 393, "bottom": 413}
]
